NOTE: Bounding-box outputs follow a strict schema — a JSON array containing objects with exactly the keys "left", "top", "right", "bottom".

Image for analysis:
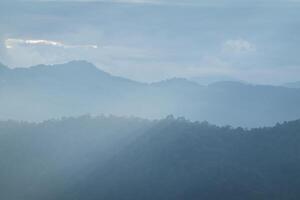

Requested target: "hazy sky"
[{"left": 1, "top": 0, "right": 300, "bottom": 84}]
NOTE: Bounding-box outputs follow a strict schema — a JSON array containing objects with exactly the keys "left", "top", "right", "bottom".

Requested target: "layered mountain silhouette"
[
  {"left": 1, "top": 116, "right": 300, "bottom": 200},
  {"left": 1, "top": 61, "right": 300, "bottom": 127}
]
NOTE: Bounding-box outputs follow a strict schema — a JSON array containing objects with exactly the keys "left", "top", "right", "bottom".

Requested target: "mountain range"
[
  {"left": 283, "top": 81, "right": 300, "bottom": 88},
  {"left": 1, "top": 116, "right": 300, "bottom": 200},
  {"left": 1, "top": 60, "right": 300, "bottom": 127}
]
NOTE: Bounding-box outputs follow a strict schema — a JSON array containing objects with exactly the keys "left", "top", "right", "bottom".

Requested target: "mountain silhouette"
[
  {"left": 1, "top": 61, "right": 300, "bottom": 127},
  {"left": 283, "top": 81, "right": 300, "bottom": 88}
]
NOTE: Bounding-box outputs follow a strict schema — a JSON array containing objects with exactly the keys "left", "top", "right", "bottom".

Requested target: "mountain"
[
  {"left": 0, "top": 62, "right": 8, "bottom": 71},
  {"left": 66, "top": 117, "right": 300, "bottom": 200},
  {"left": 1, "top": 61, "right": 300, "bottom": 127},
  {"left": 152, "top": 78, "right": 201, "bottom": 88},
  {"left": 190, "top": 75, "right": 240, "bottom": 85},
  {"left": 283, "top": 81, "right": 300, "bottom": 88},
  {"left": 0, "top": 61, "right": 144, "bottom": 121},
  {"left": 0, "top": 116, "right": 152, "bottom": 200},
  {"left": 1, "top": 116, "right": 300, "bottom": 200}
]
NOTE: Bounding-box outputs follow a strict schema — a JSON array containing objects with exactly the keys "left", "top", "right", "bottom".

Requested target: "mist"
[{"left": 1, "top": 1, "right": 300, "bottom": 200}]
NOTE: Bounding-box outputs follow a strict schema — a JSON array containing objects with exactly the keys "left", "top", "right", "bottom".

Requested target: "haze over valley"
[
  {"left": 1, "top": 61, "right": 300, "bottom": 127},
  {"left": 1, "top": 1, "right": 300, "bottom": 200}
]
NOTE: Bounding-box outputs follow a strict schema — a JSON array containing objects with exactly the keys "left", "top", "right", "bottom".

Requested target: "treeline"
[{"left": 0, "top": 116, "right": 300, "bottom": 200}]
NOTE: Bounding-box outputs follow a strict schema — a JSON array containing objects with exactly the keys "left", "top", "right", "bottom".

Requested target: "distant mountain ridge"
[
  {"left": 0, "top": 62, "right": 8, "bottom": 71},
  {"left": 152, "top": 78, "right": 200, "bottom": 87},
  {"left": 283, "top": 81, "right": 300, "bottom": 88},
  {"left": 0, "top": 61, "right": 140, "bottom": 85},
  {"left": 1, "top": 61, "right": 300, "bottom": 127}
]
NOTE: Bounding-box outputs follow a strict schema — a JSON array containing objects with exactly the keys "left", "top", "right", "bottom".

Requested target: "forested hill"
[{"left": 1, "top": 116, "right": 300, "bottom": 200}]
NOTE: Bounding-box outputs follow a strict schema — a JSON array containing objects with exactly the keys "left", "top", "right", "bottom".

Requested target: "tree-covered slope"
[
  {"left": 1, "top": 116, "right": 300, "bottom": 200},
  {"left": 0, "top": 116, "right": 152, "bottom": 200},
  {"left": 65, "top": 117, "right": 300, "bottom": 200}
]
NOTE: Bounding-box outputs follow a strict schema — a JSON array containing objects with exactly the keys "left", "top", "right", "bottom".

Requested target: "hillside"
[{"left": 0, "top": 116, "right": 300, "bottom": 200}]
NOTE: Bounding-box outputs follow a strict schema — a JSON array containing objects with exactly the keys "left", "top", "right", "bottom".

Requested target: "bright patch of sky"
[{"left": 5, "top": 38, "right": 98, "bottom": 49}]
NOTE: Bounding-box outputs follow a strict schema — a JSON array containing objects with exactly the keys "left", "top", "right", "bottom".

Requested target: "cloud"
[
  {"left": 22, "top": 0, "right": 300, "bottom": 6},
  {"left": 2, "top": 37, "right": 100, "bottom": 67},
  {"left": 19, "top": 0, "right": 235, "bottom": 6},
  {"left": 27, "top": 0, "right": 163, "bottom": 4},
  {"left": 5, "top": 38, "right": 98, "bottom": 49},
  {"left": 2, "top": 35, "right": 155, "bottom": 69},
  {"left": 223, "top": 39, "right": 256, "bottom": 54},
  {"left": 1, "top": 2, "right": 299, "bottom": 85},
  {"left": 105, "top": 0, "right": 162, "bottom": 3}
]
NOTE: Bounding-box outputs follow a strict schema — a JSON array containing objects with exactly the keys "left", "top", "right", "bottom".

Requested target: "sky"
[{"left": 1, "top": 0, "right": 300, "bottom": 84}]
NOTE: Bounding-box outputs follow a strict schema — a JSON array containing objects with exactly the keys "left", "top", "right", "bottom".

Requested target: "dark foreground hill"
[
  {"left": 1, "top": 61, "right": 300, "bottom": 127},
  {"left": 1, "top": 116, "right": 300, "bottom": 200}
]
